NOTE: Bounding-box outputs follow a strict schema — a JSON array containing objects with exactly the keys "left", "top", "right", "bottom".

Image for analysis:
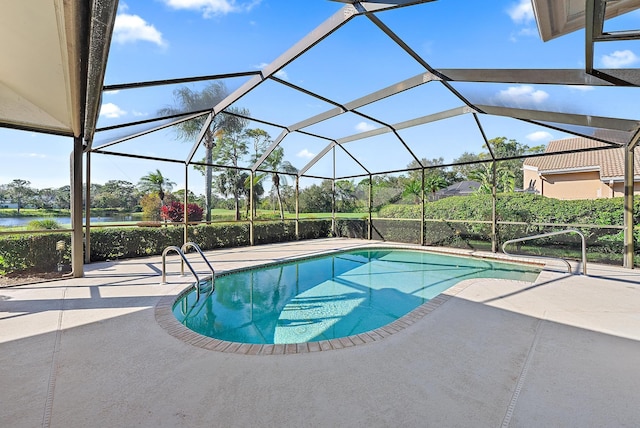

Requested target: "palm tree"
[
  {"left": 158, "top": 82, "right": 233, "bottom": 221},
  {"left": 243, "top": 173, "right": 265, "bottom": 217},
  {"left": 469, "top": 163, "right": 516, "bottom": 194},
  {"left": 138, "top": 169, "right": 175, "bottom": 205},
  {"left": 261, "top": 147, "right": 298, "bottom": 220},
  {"left": 424, "top": 175, "right": 448, "bottom": 201},
  {"left": 402, "top": 179, "right": 422, "bottom": 204}
]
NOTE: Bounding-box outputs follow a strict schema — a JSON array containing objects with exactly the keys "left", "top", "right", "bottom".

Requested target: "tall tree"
[
  {"left": 212, "top": 112, "right": 250, "bottom": 220},
  {"left": 6, "top": 179, "right": 34, "bottom": 214},
  {"left": 159, "top": 82, "right": 238, "bottom": 222},
  {"left": 453, "top": 137, "right": 544, "bottom": 189},
  {"left": 93, "top": 180, "right": 138, "bottom": 210},
  {"left": 245, "top": 128, "right": 271, "bottom": 163},
  {"left": 298, "top": 180, "right": 333, "bottom": 213},
  {"left": 334, "top": 179, "right": 357, "bottom": 212},
  {"left": 260, "top": 147, "right": 298, "bottom": 220},
  {"left": 55, "top": 185, "right": 70, "bottom": 210},
  {"left": 138, "top": 169, "right": 175, "bottom": 205},
  {"left": 406, "top": 157, "right": 456, "bottom": 184}
]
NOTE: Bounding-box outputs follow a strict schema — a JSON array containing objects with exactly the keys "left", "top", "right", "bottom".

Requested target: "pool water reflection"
[{"left": 173, "top": 249, "right": 540, "bottom": 344}]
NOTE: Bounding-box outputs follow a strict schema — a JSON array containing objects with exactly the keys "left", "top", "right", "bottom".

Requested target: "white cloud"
[
  {"left": 566, "top": 85, "right": 594, "bottom": 92},
  {"left": 297, "top": 149, "right": 315, "bottom": 159},
  {"left": 164, "top": 0, "right": 261, "bottom": 17},
  {"left": 507, "top": 0, "right": 534, "bottom": 23},
  {"left": 495, "top": 85, "right": 549, "bottom": 106},
  {"left": 100, "top": 103, "right": 127, "bottom": 119},
  {"left": 132, "top": 110, "right": 148, "bottom": 117},
  {"left": 274, "top": 69, "right": 288, "bottom": 80},
  {"left": 355, "top": 122, "right": 376, "bottom": 132},
  {"left": 256, "top": 62, "right": 288, "bottom": 80},
  {"left": 9, "top": 152, "right": 48, "bottom": 159},
  {"left": 526, "top": 131, "right": 553, "bottom": 142},
  {"left": 104, "top": 90, "right": 120, "bottom": 95},
  {"left": 113, "top": 13, "right": 167, "bottom": 47},
  {"left": 601, "top": 50, "right": 639, "bottom": 68},
  {"left": 507, "top": 0, "right": 536, "bottom": 42},
  {"left": 517, "top": 27, "right": 538, "bottom": 37}
]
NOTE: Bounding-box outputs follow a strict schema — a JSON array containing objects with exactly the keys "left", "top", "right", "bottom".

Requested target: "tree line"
[
  {"left": 0, "top": 136, "right": 541, "bottom": 217},
  {"left": 2, "top": 79, "right": 542, "bottom": 218}
]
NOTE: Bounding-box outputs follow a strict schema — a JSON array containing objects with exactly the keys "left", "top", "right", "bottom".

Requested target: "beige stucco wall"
[
  {"left": 541, "top": 171, "right": 605, "bottom": 199},
  {"left": 523, "top": 168, "right": 640, "bottom": 199},
  {"left": 610, "top": 181, "right": 640, "bottom": 197}
]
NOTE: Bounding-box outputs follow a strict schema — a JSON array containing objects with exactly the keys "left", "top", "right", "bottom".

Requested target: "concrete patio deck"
[{"left": 2, "top": 238, "right": 639, "bottom": 427}]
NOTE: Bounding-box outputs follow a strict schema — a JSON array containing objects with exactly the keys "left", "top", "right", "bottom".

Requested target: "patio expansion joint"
[
  {"left": 42, "top": 286, "right": 68, "bottom": 428},
  {"left": 501, "top": 317, "right": 545, "bottom": 428}
]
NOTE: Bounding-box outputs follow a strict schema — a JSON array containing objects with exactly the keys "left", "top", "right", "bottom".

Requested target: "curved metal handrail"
[
  {"left": 502, "top": 228, "right": 587, "bottom": 275},
  {"left": 180, "top": 242, "right": 215, "bottom": 283},
  {"left": 160, "top": 246, "right": 202, "bottom": 296}
]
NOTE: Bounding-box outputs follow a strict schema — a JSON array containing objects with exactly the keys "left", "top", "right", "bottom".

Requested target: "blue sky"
[{"left": 2, "top": 0, "right": 640, "bottom": 194}]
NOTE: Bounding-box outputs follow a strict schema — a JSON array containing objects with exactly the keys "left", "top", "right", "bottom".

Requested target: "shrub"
[
  {"left": 299, "top": 219, "right": 332, "bottom": 239},
  {"left": 254, "top": 221, "right": 296, "bottom": 245},
  {"left": 160, "top": 201, "right": 204, "bottom": 222},
  {"left": 335, "top": 219, "right": 367, "bottom": 238},
  {"left": 26, "top": 219, "right": 62, "bottom": 230},
  {"left": 140, "top": 193, "right": 162, "bottom": 220},
  {"left": 89, "top": 226, "right": 184, "bottom": 261},
  {"left": 0, "top": 233, "right": 71, "bottom": 274}
]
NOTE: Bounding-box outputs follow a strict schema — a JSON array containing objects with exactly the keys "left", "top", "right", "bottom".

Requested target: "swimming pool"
[{"left": 172, "top": 248, "right": 540, "bottom": 345}]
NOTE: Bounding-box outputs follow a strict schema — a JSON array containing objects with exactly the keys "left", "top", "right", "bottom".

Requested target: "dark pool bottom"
[{"left": 172, "top": 248, "right": 540, "bottom": 345}]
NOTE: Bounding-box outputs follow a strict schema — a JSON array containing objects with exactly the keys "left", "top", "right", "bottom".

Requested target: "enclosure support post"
[
  {"left": 332, "top": 147, "right": 336, "bottom": 237},
  {"left": 84, "top": 150, "right": 91, "bottom": 264},
  {"left": 368, "top": 174, "right": 373, "bottom": 240},
  {"left": 295, "top": 176, "right": 300, "bottom": 240},
  {"left": 491, "top": 161, "right": 498, "bottom": 253},
  {"left": 71, "top": 137, "right": 84, "bottom": 277},
  {"left": 250, "top": 171, "right": 255, "bottom": 246},
  {"left": 421, "top": 168, "right": 425, "bottom": 246},
  {"left": 623, "top": 144, "right": 635, "bottom": 268},
  {"left": 183, "top": 164, "right": 189, "bottom": 246}
]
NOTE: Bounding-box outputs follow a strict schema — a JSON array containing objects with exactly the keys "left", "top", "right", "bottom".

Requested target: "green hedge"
[
  {"left": 335, "top": 218, "right": 367, "bottom": 239},
  {"left": 298, "top": 219, "right": 332, "bottom": 240},
  {"left": 3, "top": 196, "right": 639, "bottom": 275},
  {"left": 0, "top": 220, "right": 333, "bottom": 274},
  {"left": 188, "top": 223, "right": 250, "bottom": 251},
  {"left": 0, "top": 233, "right": 71, "bottom": 275},
  {"left": 371, "top": 219, "right": 421, "bottom": 244},
  {"left": 379, "top": 193, "right": 640, "bottom": 225},
  {"left": 376, "top": 194, "right": 640, "bottom": 261}
]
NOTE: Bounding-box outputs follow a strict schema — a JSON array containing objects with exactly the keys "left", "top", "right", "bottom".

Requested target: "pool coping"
[{"left": 154, "top": 246, "right": 546, "bottom": 355}]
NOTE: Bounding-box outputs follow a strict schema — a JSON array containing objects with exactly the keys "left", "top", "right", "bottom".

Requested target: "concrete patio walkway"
[{"left": 2, "top": 238, "right": 639, "bottom": 427}]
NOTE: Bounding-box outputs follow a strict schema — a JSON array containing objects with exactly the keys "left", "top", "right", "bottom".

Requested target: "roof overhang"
[
  {"left": 0, "top": 1, "right": 88, "bottom": 136},
  {"left": 0, "top": 0, "right": 117, "bottom": 139},
  {"left": 532, "top": 0, "right": 640, "bottom": 42},
  {"left": 540, "top": 166, "right": 601, "bottom": 175}
]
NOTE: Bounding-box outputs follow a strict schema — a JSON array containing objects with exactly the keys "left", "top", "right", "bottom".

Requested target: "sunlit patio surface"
[{"left": 2, "top": 238, "right": 640, "bottom": 427}]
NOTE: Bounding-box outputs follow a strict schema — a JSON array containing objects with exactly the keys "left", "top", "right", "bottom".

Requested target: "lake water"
[{"left": 0, "top": 215, "right": 135, "bottom": 227}]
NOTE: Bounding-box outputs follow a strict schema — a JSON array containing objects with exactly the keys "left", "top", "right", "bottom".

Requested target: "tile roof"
[{"left": 524, "top": 137, "right": 640, "bottom": 179}]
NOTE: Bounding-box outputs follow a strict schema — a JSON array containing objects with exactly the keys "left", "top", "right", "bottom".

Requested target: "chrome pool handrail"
[
  {"left": 502, "top": 228, "right": 587, "bottom": 275},
  {"left": 160, "top": 246, "right": 201, "bottom": 293},
  {"left": 180, "top": 242, "right": 215, "bottom": 283}
]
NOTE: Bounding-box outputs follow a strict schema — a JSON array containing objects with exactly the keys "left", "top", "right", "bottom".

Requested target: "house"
[
  {"left": 523, "top": 137, "right": 640, "bottom": 200},
  {"left": 435, "top": 180, "right": 480, "bottom": 200}
]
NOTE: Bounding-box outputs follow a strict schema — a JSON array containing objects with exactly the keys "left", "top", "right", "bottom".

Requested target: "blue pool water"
[{"left": 173, "top": 249, "right": 540, "bottom": 344}]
